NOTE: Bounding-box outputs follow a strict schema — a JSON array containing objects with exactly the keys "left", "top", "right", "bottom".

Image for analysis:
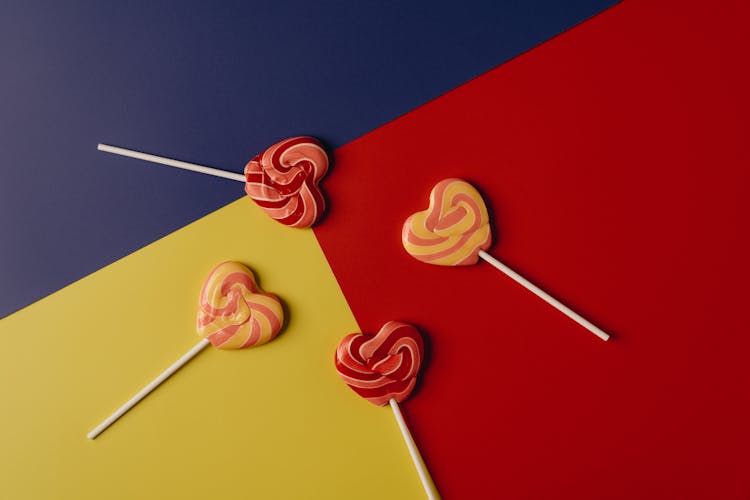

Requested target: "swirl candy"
[
  {"left": 334, "top": 321, "right": 438, "bottom": 499},
  {"left": 97, "top": 136, "right": 329, "bottom": 229},
  {"left": 88, "top": 261, "right": 284, "bottom": 439},
  {"left": 402, "top": 178, "right": 491, "bottom": 266},
  {"left": 335, "top": 321, "right": 424, "bottom": 406},
  {"left": 402, "top": 178, "right": 612, "bottom": 342},
  {"left": 244, "top": 136, "right": 329, "bottom": 228},
  {"left": 197, "top": 261, "right": 284, "bottom": 349}
]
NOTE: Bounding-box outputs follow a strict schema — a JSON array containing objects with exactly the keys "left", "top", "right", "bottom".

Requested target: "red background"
[{"left": 315, "top": 1, "right": 750, "bottom": 498}]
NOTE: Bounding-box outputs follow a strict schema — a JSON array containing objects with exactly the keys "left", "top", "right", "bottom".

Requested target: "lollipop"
[
  {"left": 87, "top": 261, "right": 283, "bottom": 439},
  {"left": 98, "top": 136, "right": 329, "bottom": 228},
  {"left": 335, "top": 321, "right": 439, "bottom": 500},
  {"left": 403, "top": 179, "right": 610, "bottom": 341}
]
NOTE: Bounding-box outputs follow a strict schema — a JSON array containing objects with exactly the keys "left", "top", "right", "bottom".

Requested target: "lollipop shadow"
[
  {"left": 275, "top": 293, "right": 291, "bottom": 342},
  {"left": 408, "top": 321, "right": 434, "bottom": 398},
  {"left": 309, "top": 136, "right": 335, "bottom": 227}
]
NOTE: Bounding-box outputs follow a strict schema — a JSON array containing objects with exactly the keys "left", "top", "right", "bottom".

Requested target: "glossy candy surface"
[
  {"left": 402, "top": 179, "right": 491, "bottom": 266},
  {"left": 244, "top": 136, "right": 329, "bottom": 228},
  {"left": 335, "top": 321, "right": 424, "bottom": 406},
  {"left": 196, "top": 261, "right": 283, "bottom": 349}
]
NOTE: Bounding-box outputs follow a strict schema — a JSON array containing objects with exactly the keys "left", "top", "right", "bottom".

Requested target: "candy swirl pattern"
[
  {"left": 402, "top": 178, "right": 492, "bottom": 266},
  {"left": 196, "top": 261, "right": 284, "bottom": 349},
  {"left": 244, "top": 136, "right": 329, "bottom": 228},
  {"left": 335, "top": 321, "right": 424, "bottom": 406}
]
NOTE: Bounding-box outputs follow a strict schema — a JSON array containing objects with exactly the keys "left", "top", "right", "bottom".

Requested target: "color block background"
[
  {"left": 2, "top": 0, "right": 750, "bottom": 498},
  {"left": 0, "top": 0, "right": 616, "bottom": 318},
  {"left": 314, "top": 1, "right": 750, "bottom": 498},
  {"left": 0, "top": 200, "right": 426, "bottom": 499}
]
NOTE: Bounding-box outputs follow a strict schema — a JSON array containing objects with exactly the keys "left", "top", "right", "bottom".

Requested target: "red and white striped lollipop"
[
  {"left": 335, "top": 321, "right": 438, "bottom": 500},
  {"left": 98, "top": 136, "right": 329, "bottom": 228},
  {"left": 88, "top": 262, "right": 284, "bottom": 439},
  {"left": 243, "top": 137, "right": 328, "bottom": 228}
]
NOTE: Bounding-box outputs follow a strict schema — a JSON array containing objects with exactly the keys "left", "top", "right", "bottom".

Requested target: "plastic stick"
[
  {"left": 97, "top": 144, "right": 245, "bottom": 182},
  {"left": 87, "top": 338, "right": 211, "bottom": 439},
  {"left": 389, "top": 399, "right": 440, "bottom": 499},
  {"left": 478, "top": 250, "right": 610, "bottom": 341}
]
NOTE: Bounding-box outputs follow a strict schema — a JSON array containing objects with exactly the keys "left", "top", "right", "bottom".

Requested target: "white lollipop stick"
[
  {"left": 478, "top": 250, "right": 610, "bottom": 341},
  {"left": 87, "top": 338, "right": 211, "bottom": 440},
  {"left": 97, "top": 144, "right": 246, "bottom": 182},
  {"left": 389, "top": 399, "right": 440, "bottom": 500}
]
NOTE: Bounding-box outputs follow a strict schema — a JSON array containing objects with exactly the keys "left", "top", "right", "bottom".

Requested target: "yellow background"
[{"left": 0, "top": 198, "right": 424, "bottom": 499}]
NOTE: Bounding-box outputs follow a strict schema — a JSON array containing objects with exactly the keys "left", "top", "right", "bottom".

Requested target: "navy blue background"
[{"left": 0, "top": 1, "right": 616, "bottom": 317}]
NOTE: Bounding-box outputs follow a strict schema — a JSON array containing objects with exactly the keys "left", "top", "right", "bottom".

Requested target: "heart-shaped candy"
[
  {"left": 402, "top": 178, "right": 492, "bottom": 266},
  {"left": 335, "top": 321, "right": 424, "bottom": 406},
  {"left": 244, "top": 136, "right": 329, "bottom": 228},
  {"left": 196, "top": 261, "right": 284, "bottom": 349}
]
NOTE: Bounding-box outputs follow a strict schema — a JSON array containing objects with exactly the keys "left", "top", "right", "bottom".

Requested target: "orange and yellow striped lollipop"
[
  {"left": 402, "top": 178, "right": 611, "bottom": 342},
  {"left": 402, "top": 178, "right": 491, "bottom": 266},
  {"left": 88, "top": 262, "right": 284, "bottom": 439},
  {"left": 197, "top": 261, "right": 283, "bottom": 349}
]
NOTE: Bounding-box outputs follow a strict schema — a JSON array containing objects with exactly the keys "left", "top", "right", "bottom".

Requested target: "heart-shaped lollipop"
[
  {"left": 335, "top": 321, "right": 438, "bottom": 499},
  {"left": 88, "top": 262, "right": 283, "bottom": 439},
  {"left": 403, "top": 178, "right": 611, "bottom": 342},
  {"left": 335, "top": 320, "right": 424, "bottom": 406},
  {"left": 197, "top": 261, "right": 284, "bottom": 349},
  {"left": 244, "top": 136, "right": 328, "bottom": 228},
  {"left": 98, "top": 136, "right": 329, "bottom": 228},
  {"left": 402, "top": 178, "right": 491, "bottom": 266}
]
